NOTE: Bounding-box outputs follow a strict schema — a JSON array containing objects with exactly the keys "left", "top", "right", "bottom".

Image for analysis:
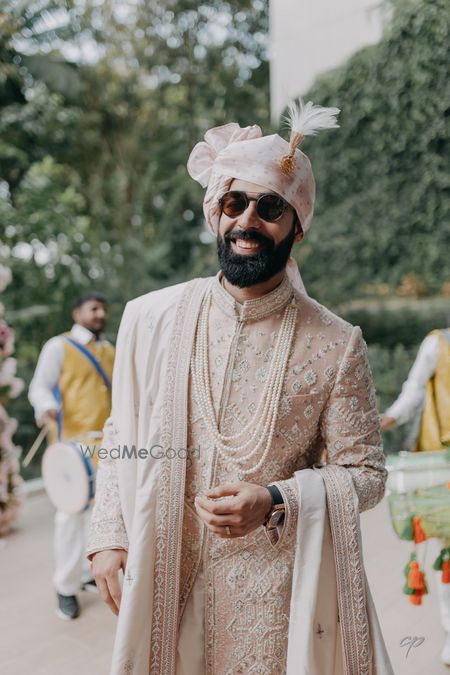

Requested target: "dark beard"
[{"left": 217, "top": 225, "right": 296, "bottom": 288}]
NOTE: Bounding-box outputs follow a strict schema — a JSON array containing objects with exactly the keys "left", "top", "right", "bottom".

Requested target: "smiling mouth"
[{"left": 230, "top": 237, "right": 264, "bottom": 254}]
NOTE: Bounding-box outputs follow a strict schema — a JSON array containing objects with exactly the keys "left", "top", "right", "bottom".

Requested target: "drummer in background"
[
  {"left": 29, "top": 292, "right": 115, "bottom": 621},
  {"left": 380, "top": 326, "right": 450, "bottom": 664}
]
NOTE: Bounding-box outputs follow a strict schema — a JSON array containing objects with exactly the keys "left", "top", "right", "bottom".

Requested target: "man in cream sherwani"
[{"left": 87, "top": 102, "right": 394, "bottom": 675}]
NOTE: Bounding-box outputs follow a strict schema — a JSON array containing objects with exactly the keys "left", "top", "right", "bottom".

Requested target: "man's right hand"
[
  {"left": 37, "top": 409, "right": 58, "bottom": 428},
  {"left": 91, "top": 549, "right": 128, "bottom": 616}
]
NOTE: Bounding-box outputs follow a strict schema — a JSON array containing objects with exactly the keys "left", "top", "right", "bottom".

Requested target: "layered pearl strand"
[{"left": 191, "top": 290, "right": 298, "bottom": 478}]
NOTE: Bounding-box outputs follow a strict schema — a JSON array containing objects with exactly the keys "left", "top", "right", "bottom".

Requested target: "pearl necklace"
[{"left": 191, "top": 289, "right": 298, "bottom": 478}]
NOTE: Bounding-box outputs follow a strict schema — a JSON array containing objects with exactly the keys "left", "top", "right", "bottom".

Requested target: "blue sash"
[
  {"left": 63, "top": 335, "right": 112, "bottom": 389},
  {"left": 53, "top": 336, "right": 112, "bottom": 440}
]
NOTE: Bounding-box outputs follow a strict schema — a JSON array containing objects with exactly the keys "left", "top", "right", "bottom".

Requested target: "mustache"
[{"left": 223, "top": 229, "right": 273, "bottom": 246}]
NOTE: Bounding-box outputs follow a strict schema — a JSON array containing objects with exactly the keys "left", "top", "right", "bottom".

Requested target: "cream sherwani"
[{"left": 87, "top": 273, "right": 394, "bottom": 675}]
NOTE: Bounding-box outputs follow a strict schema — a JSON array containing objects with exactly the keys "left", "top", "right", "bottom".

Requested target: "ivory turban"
[{"left": 187, "top": 123, "right": 316, "bottom": 236}]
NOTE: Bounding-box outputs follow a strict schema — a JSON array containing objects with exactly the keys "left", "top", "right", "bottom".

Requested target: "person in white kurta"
[
  {"left": 29, "top": 293, "right": 113, "bottom": 620},
  {"left": 381, "top": 332, "right": 442, "bottom": 427},
  {"left": 87, "top": 104, "right": 394, "bottom": 675}
]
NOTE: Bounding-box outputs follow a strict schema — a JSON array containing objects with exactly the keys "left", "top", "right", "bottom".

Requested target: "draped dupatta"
[{"left": 286, "top": 467, "right": 393, "bottom": 675}]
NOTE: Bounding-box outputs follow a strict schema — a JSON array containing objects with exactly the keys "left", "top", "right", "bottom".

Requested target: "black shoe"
[
  {"left": 81, "top": 578, "right": 99, "bottom": 593},
  {"left": 56, "top": 593, "right": 80, "bottom": 620}
]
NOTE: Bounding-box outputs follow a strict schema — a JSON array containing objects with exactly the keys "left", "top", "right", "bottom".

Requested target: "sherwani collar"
[{"left": 211, "top": 271, "right": 294, "bottom": 322}]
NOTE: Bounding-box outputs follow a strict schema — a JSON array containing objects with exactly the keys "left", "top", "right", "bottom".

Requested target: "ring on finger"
[{"left": 226, "top": 525, "right": 232, "bottom": 537}]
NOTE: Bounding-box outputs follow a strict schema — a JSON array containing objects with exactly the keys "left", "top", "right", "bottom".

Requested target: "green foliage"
[
  {"left": 1, "top": 0, "right": 270, "bottom": 308},
  {"left": 0, "top": 0, "right": 271, "bottom": 466},
  {"left": 295, "top": 0, "right": 450, "bottom": 305}
]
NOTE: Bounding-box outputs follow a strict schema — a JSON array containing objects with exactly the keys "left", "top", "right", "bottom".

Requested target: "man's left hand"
[{"left": 194, "top": 481, "right": 273, "bottom": 538}]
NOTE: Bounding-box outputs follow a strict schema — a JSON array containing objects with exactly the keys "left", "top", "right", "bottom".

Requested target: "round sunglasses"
[{"left": 218, "top": 190, "right": 289, "bottom": 223}]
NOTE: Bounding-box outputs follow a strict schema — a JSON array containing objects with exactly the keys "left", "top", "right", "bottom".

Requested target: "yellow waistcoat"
[
  {"left": 417, "top": 328, "right": 450, "bottom": 451},
  {"left": 54, "top": 334, "right": 115, "bottom": 442}
]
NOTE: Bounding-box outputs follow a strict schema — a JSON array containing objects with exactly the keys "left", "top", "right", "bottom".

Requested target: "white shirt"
[
  {"left": 28, "top": 324, "right": 108, "bottom": 420},
  {"left": 385, "top": 333, "right": 440, "bottom": 425}
]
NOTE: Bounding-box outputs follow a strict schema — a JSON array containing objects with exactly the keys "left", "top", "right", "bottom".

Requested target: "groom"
[{"left": 87, "top": 103, "right": 393, "bottom": 675}]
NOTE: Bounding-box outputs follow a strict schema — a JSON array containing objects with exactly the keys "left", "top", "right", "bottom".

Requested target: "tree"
[{"left": 0, "top": 0, "right": 271, "bottom": 467}]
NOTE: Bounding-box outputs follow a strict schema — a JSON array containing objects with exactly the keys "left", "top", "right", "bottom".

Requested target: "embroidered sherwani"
[{"left": 87, "top": 274, "right": 393, "bottom": 675}]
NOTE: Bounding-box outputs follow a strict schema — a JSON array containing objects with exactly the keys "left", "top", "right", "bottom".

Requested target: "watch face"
[{"left": 270, "top": 509, "right": 285, "bottom": 528}]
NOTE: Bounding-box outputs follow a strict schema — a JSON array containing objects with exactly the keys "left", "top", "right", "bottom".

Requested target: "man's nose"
[{"left": 237, "top": 201, "right": 261, "bottom": 229}]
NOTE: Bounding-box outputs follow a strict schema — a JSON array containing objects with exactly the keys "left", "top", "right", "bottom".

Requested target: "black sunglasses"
[{"left": 218, "top": 190, "right": 289, "bottom": 223}]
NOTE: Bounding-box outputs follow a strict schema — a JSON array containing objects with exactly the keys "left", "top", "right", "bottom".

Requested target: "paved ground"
[
  {"left": 0, "top": 492, "right": 448, "bottom": 674},
  {"left": 361, "top": 499, "right": 448, "bottom": 674},
  {"left": 0, "top": 492, "right": 114, "bottom": 675}
]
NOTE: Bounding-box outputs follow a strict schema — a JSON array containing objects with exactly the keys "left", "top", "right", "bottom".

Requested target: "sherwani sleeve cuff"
[
  {"left": 263, "top": 476, "right": 299, "bottom": 547},
  {"left": 86, "top": 417, "right": 129, "bottom": 559}
]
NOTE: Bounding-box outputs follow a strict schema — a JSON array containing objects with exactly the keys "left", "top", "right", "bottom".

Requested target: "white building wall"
[{"left": 269, "top": 0, "right": 387, "bottom": 122}]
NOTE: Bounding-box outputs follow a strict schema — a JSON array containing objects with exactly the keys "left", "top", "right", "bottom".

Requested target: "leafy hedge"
[
  {"left": 293, "top": 0, "right": 450, "bottom": 306},
  {"left": 339, "top": 297, "right": 449, "bottom": 348}
]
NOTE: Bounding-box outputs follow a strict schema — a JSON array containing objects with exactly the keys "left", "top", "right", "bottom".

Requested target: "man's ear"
[{"left": 293, "top": 215, "right": 304, "bottom": 243}]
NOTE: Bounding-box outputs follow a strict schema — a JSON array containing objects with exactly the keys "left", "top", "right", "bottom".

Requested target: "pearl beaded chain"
[{"left": 191, "top": 290, "right": 298, "bottom": 478}]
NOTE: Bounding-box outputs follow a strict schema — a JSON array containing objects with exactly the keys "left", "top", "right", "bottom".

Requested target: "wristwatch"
[{"left": 263, "top": 484, "right": 286, "bottom": 530}]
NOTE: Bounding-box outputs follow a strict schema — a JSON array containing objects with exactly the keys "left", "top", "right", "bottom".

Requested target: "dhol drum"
[
  {"left": 42, "top": 434, "right": 101, "bottom": 514},
  {"left": 386, "top": 449, "right": 450, "bottom": 541}
]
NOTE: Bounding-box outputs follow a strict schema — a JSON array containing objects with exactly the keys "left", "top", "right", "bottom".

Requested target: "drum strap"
[
  {"left": 63, "top": 336, "right": 112, "bottom": 390},
  {"left": 52, "top": 384, "right": 63, "bottom": 439}
]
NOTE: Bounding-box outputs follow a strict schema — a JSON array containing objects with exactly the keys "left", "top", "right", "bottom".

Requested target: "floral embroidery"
[
  {"left": 145, "top": 310, "right": 155, "bottom": 332},
  {"left": 355, "top": 363, "right": 365, "bottom": 380},
  {"left": 264, "top": 347, "right": 274, "bottom": 363},
  {"left": 320, "top": 312, "right": 333, "bottom": 326},
  {"left": 292, "top": 380, "right": 302, "bottom": 394},
  {"left": 278, "top": 394, "right": 292, "bottom": 419},
  {"left": 304, "top": 368, "right": 317, "bottom": 385},
  {"left": 123, "top": 658, "right": 134, "bottom": 673},
  {"left": 231, "top": 358, "right": 249, "bottom": 383},
  {"left": 350, "top": 395, "right": 359, "bottom": 410},
  {"left": 256, "top": 366, "right": 268, "bottom": 383}
]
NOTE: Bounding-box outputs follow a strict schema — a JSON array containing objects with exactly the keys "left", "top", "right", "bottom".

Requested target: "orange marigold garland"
[
  {"left": 403, "top": 553, "right": 428, "bottom": 605},
  {"left": 433, "top": 547, "right": 450, "bottom": 584},
  {"left": 412, "top": 515, "right": 427, "bottom": 544}
]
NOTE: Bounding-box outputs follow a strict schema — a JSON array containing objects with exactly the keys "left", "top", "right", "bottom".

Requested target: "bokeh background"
[
  {"left": 1, "top": 1, "right": 450, "bottom": 673},
  {"left": 1, "top": 0, "right": 449, "bottom": 480}
]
